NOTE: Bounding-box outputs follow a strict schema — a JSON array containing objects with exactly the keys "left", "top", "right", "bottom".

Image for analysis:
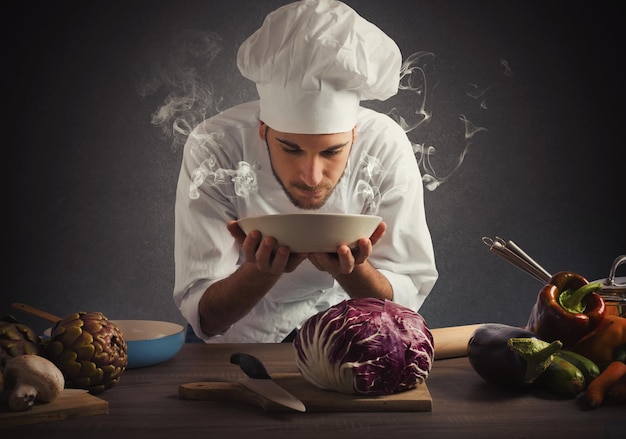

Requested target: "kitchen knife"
[{"left": 230, "top": 352, "right": 306, "bottom": 412}]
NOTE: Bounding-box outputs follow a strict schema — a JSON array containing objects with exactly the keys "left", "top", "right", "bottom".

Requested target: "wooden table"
[{"left": 2, "top": 343, "right": 624, "bottom": 438}]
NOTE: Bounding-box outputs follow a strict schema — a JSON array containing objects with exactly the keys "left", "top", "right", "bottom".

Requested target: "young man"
[{"left": 174, "top": 0, "right": 438, "bottom": 343}]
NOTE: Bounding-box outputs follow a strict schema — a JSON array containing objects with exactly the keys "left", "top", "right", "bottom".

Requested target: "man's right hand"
[{"left": 227, "top": 221, "right": 307, "bottom": 274}]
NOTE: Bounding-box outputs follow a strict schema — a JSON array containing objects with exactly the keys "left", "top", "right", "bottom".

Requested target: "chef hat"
[{"left": 237, "top": 0, "right": 401, "bottom": 134}]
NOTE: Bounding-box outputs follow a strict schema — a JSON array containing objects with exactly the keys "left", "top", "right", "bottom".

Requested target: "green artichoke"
[
  {"left": 46, "top": 311, "right": 127, "bottom": 394},
  {"left": 0, "top": 315, "right": 43, "bottom": 367}
]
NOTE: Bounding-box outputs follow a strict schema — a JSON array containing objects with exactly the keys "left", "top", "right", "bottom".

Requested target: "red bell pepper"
[{"left": 526, "top": 271, "right": 605, "bottom": 348}]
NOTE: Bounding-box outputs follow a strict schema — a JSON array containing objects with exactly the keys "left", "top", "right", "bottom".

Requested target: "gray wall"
[{"left": 5, "top": 1, "right": 624, "bottom": 336}]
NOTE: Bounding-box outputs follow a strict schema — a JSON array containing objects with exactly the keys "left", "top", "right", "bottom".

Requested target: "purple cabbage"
[{"left": 293, "top": 298, "right": 434, "bottom": 395}]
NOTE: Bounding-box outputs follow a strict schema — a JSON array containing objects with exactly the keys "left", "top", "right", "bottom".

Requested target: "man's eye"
[
  {"left": 322, "top": 149, "right": 342, "bottom": 157},
  {"left": 283, "top": 148, "right": 301, "bottom": 155}
]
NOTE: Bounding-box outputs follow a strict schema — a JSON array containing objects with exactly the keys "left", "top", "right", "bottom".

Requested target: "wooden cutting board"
[
  {"left": 0, "top": 390, "right": 108, "bottom": 428},
  {"left": 179, "top": 372, "right": 432, "bottom": 412}
]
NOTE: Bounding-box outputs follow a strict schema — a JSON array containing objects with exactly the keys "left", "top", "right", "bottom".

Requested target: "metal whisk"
[{"left": 482, "top": 236, "right": 552, "bottom": 284}]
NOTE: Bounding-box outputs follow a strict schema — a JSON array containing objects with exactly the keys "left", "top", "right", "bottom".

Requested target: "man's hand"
[
  {"left": 227, "top": 221, "right": 307, "bottom": 274},
  {"left": 307, "top": 221, "right": 387, "bottom": 276}
]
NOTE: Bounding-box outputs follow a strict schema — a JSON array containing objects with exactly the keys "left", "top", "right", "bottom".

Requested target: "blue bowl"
[{"left": 112, "top": 320, "right": 185, "bottom": 369}]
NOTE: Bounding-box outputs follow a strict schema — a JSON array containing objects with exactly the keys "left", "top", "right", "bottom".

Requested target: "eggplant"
[{"left": 467, "top": 323, "right": 563, "bottom": 390}]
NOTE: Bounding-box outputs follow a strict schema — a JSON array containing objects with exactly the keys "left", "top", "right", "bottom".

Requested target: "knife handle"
[{"left": 230, "top": 353, "right": 271, "bottom": 379}]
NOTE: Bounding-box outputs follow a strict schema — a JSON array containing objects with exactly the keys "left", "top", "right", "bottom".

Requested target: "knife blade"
[{"left": 230, "top": 352, "right": 306, "bottom": 412}]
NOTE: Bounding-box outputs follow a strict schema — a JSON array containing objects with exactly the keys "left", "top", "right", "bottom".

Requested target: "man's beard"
[{"left": 269, "top": 161, "right": 340, "bottom": 210}]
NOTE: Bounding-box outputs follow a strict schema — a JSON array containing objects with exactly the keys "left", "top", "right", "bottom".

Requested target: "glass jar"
[{"left": 595, "top": 255, "right": 626, "bottom": 318}]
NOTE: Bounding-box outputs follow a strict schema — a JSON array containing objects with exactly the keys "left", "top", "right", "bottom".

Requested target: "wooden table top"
[{"left": 2, "top": 343, "right": 624, "bottom": 438}]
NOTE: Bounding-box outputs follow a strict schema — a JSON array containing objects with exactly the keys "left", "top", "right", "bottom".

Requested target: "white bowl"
[{"left": 236, "top": 213, "right": 382, "bottom": 253}]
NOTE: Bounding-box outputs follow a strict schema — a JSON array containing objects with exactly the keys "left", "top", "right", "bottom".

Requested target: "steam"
[
  {"left": 355, "top": 154, "right": 385, "bottom": 213},
  {"left": 186, "top": 132, "right": 260, "bottom": 200},
  {"left": 386, "top": 51, "right": 505, "bottom": 191},
  {"left": 135, "top": 29, "right": 223, "bottom": 152},
  {"left": 189, "top": 155, "right": 259, "bottom": 200}
]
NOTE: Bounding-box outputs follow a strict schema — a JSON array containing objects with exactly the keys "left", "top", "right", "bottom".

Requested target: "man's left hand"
[{"left": 307, "top": 221, "right": 386, "bottom": 276}]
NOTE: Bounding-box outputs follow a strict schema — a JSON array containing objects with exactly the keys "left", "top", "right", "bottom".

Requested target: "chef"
[{"left": 173, "top": 0, "right": 438, "bottom": 343}]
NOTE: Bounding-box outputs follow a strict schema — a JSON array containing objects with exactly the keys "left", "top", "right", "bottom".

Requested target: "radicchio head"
[{"left": 293, "top": 298, "right": 434, "bottom": 395}]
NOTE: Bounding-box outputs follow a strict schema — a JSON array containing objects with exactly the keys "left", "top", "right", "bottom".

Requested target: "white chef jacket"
[{"left": 174, "top": 101, "right": 437, "bottom": 343}]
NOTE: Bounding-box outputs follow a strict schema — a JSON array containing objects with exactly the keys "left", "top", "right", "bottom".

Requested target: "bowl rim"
[
  {"left": 109, "top": 320, "right": 185, "bottom": 341},
  {"left": 237, "top": 213, "right": 382, "bottom": 221}
]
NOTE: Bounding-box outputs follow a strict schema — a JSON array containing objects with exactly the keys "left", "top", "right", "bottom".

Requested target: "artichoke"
[
  {"left": 0, "top": 315, "right": 43, "bottom": 367},
  {"left": 46, "top": 311, "right": 127, "bottom": 394}
]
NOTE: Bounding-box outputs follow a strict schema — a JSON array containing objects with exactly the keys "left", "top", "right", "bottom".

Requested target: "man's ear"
[{"left": 259, "top": 121, "right": 267, "bottom": 141}]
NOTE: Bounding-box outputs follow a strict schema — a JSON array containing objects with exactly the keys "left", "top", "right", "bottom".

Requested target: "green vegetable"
[
  {"left": 0, "top": 315, "right": 43, "bottom": 367},
  {"left": 536, "top": 355, "right": 585, "bottom": 398},
  {"left": 46, "top": 311, "right": 127, "bottom": 394},
  {"left": 555, "top": 350, "right": 600, "bottom": 386}
]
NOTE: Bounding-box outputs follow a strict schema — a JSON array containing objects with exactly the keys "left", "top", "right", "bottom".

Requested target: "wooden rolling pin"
[{"left": 430, "top": 324, "right": 483, "bottom": 360}]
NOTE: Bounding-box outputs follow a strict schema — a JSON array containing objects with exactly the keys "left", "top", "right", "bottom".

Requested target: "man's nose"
[{"left": 300, "top": 156, "right": 323, "bottom": 187}]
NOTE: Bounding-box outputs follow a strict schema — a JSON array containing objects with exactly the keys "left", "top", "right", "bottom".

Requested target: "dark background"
[{"left": 5, "top": 1, "right": 624, "bottom": 336}]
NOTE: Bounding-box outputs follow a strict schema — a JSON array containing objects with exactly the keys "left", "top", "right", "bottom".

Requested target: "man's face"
[{"left": 260, "top": 122, "right": 356, "bottom": 210}]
